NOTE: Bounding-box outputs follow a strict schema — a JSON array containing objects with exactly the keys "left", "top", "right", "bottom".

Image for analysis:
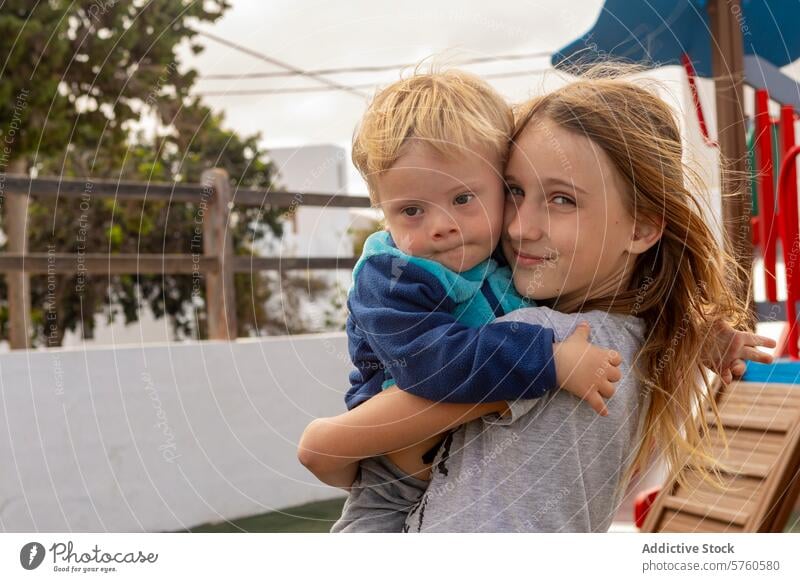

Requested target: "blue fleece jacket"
[{"left": 344, "top": 230, "right": 557, "bottom": 410}]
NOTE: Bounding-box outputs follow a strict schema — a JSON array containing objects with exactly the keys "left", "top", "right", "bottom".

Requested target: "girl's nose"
[{"left": 506, "top": 202, "right": 544, "bottom": 242}]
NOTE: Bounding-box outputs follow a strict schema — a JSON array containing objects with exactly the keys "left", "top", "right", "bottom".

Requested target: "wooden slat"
[
  {"left": 658, "top": 509, "right": 738, "bottom": 533},
  {"left": 2, "top": 174, "right": 210, "bottom": 202},
  {"left": 709, "top": 443, "right": 775, "bottom": 478},
  {"left": 710, "top": 427, "right": 784, "bottom": 455},
  {"left": 720, "top": 396, "right": 800, "bottom": 414},
  {"left": 679, "top": 470, "right": 762, "bottom": 501},
  {"left": 232, "top": 256, "right": 358, "bottom": 272},
  {"left": 0, "top": 253, "right": 218, "bottom": 274},
  {"left": 663, "top": 496, "right": 748, "bottom": 525},
  {"left": 708, "top": 411, "right": 793, "bottom": 432},
  {"left": 234, "top": 188, "right": 370, "bottom": 208},
  {"left": 719, "top": 403, "right": 799, "bottom": 425},
  {"left": 0, "top": 253, "right": 358, "bottom": 274},
  {"left": 724, "top": 392, "right": 800, "bottom": 407},
  {"left": 728, "top": 382, "right": 800, "bottom": 400},
  {"left": 675, "top": 478, "right": 761, "bottom": 514},
  {"left": 0, "top": 173, "right": 371, "bottom": 208}
]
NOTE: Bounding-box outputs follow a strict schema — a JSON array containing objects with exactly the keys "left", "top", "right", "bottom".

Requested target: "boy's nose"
[{"left": 430, "top": 213, "right": 459, "bottom": 240}]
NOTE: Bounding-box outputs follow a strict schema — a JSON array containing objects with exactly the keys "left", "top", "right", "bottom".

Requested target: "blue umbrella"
[{"left": 552, "top": 0, "right": 800, "bottom": 77}]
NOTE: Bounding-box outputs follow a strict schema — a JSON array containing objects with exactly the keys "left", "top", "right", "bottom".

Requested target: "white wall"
[{"left": 0, "top": 333, "right": 350, "bottom": 532}]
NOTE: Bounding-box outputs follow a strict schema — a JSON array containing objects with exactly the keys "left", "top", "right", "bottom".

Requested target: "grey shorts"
[{"left": 330, "top": 455, "right": 429, "bottom": 533}]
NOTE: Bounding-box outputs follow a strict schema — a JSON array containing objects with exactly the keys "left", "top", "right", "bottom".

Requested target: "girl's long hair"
[{"left": 513, "top": 64, "right": 751, "bottom": 489}]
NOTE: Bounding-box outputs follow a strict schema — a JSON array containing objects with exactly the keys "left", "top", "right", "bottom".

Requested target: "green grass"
[
  {"left": 185, "top": 497, "right": 347, "bottom": 533},
  {"left": 184, "top": 501, "right": 799, "bottom": 533}
]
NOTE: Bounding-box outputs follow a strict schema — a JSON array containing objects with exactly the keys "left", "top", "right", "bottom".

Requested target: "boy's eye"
[
  {"left": 454, "top": 193, "right": 474, "bottom": 205},
  {"left": 401, "top": 206, "right": 423, "bottom": 217},
  {"left": 505, "top": 185, "right": 523, "bottom": 197}
]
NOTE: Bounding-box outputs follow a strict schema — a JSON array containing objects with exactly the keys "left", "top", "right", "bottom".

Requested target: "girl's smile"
[{"left": 506, "top": 247, "right": 556, "bottom": 267}]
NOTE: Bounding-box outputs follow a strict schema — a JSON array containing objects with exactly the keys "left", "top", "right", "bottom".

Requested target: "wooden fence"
[{"left": 0, "top": 168, "right": 370, "bottom": 349}]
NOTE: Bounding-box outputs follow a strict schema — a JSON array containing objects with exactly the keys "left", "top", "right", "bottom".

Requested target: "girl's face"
[{"left": 501, "top": 119, "right": 642, "bottom": 311}]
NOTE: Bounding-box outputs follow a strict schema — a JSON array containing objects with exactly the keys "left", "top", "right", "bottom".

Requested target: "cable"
[
  {"left": 194, "top": 67, "right": 553, "bottom": 97},
  {"left": 194, "top": 29, "right": 369, "bottom": 99},
  {"left": 197, "top": 50, "right": 553, "bottom": 80}
]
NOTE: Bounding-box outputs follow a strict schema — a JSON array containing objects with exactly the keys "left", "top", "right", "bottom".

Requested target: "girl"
[{"left": 299, "top": 66, "right": 774, "bottom": 532}]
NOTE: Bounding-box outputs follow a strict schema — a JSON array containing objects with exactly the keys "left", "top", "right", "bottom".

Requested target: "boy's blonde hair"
[
  {"left": 352, "top": 67, "right": 513, "bottom": 203},
  {"left": 512, "top": 64, "right": 750, "bottom": 493}
]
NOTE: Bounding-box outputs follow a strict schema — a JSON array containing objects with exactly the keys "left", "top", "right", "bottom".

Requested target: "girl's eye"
[
  {"left": 551, "top": 194, "right": 575, "bottom": 206},
  {"left": 505, "top": 185, "right": 523, "bottom": 197},
  {"left": 401, "top": 206, "right": 423, "bottom": 217},
  {"left": 454, "top": 193, "right": 474, "bottom": 206}
]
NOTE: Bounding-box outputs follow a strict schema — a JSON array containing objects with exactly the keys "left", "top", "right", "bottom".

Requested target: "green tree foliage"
[{"left": 0, "top": 1, "right": 332, "bottom": 345}]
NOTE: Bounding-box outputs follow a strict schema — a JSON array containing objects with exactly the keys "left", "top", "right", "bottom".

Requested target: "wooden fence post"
[
  {"left": 709, "top": 0, "right": 753, "bottom": 325},
  {"left": 201, "top": 168, "right": 237, "bottom": 340},
  {"left": 5, "top": 165, "right": 31, "bottom": 349}
]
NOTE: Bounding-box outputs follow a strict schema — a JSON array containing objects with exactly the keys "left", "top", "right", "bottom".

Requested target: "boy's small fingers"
[
  {"left": 586, "top": 393, "right": 608, "bottom": 416},
  {"left": 606, "top": 366, "right": 622, "bottom": 383},
  {"left": 608, "top": 350, "right": 622, "bottom": 366},
  {"left": 572, "top": 322, "right": 591, "bottom": 340},
  {"left": 598, "top": 381, "right": 616, "bottom": 398}
]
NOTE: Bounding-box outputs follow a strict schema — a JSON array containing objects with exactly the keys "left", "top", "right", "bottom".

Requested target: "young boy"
[{"left": 312, "top": 69, "right": 622, "bottom": 532}]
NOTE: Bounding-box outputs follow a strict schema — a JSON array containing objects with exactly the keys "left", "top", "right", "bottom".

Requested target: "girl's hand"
[
  {"left": 553, "top": 322, "right": 623, "bottom": 416},
  {"left": 704, "top": 320, "right": 776, "bottom": 384}
]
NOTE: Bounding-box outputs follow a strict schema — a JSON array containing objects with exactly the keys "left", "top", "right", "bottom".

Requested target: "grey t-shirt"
[{"left": 403, "top": 307, "right": 649, "bottom": 532}]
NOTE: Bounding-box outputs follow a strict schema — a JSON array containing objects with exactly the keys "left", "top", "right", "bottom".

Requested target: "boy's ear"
[{"left": 628, "top": 220, "right": 663, "bottom": 255}]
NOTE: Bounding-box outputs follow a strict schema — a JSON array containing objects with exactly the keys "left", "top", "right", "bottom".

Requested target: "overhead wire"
[
  {"left": 194, "top": 29, "right": 369, "bottom": 98},
  {"left": 193, "top": 28, "right": 553, "bottom": 97},
  {"left": 195, "top": 68, "right": 553, "bottom": 96},
  {"left": 197, "top": 50, "right": 553, "bottom": 80}
]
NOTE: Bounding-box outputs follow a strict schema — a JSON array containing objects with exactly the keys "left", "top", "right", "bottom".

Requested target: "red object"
[
  {"left": 778, "top": 109, "right": 800, "bottom": 359},
  {"left": 681, "top": 54, "right": 717, "bottom": 148},
  {"left": 755, "top": 90, "right": 778, "bottom": 302},
  {"left": 633, "top": 486, "right": 661, "bottom": 529},
  {"left": 751, "top": 216, "right": 761, "bottom": 246}
]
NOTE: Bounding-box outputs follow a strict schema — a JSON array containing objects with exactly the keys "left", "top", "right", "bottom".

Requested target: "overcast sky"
[
  {"left": 180, "top": 0, "right": 619, "bottom": 192},
  {"left": 179, "top": 0, "right": 800, "bottom": 195}
]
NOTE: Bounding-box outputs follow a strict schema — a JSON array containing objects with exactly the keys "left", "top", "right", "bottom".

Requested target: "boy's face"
[{"left": 374, "top": 141, "right": 505, "bottom": 273}]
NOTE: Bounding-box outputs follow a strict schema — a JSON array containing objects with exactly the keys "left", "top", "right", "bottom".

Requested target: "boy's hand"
[
  {"left": 703, "top": 320, "right": 776, "bottom": 384},
  {"left": 553, "top": 322, "right": 622, "bottom": 416}
]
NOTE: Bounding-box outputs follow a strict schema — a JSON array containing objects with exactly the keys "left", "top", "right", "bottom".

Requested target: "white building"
[{"left": 266, "top": 144, "right": 359, "bottom": 267}]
